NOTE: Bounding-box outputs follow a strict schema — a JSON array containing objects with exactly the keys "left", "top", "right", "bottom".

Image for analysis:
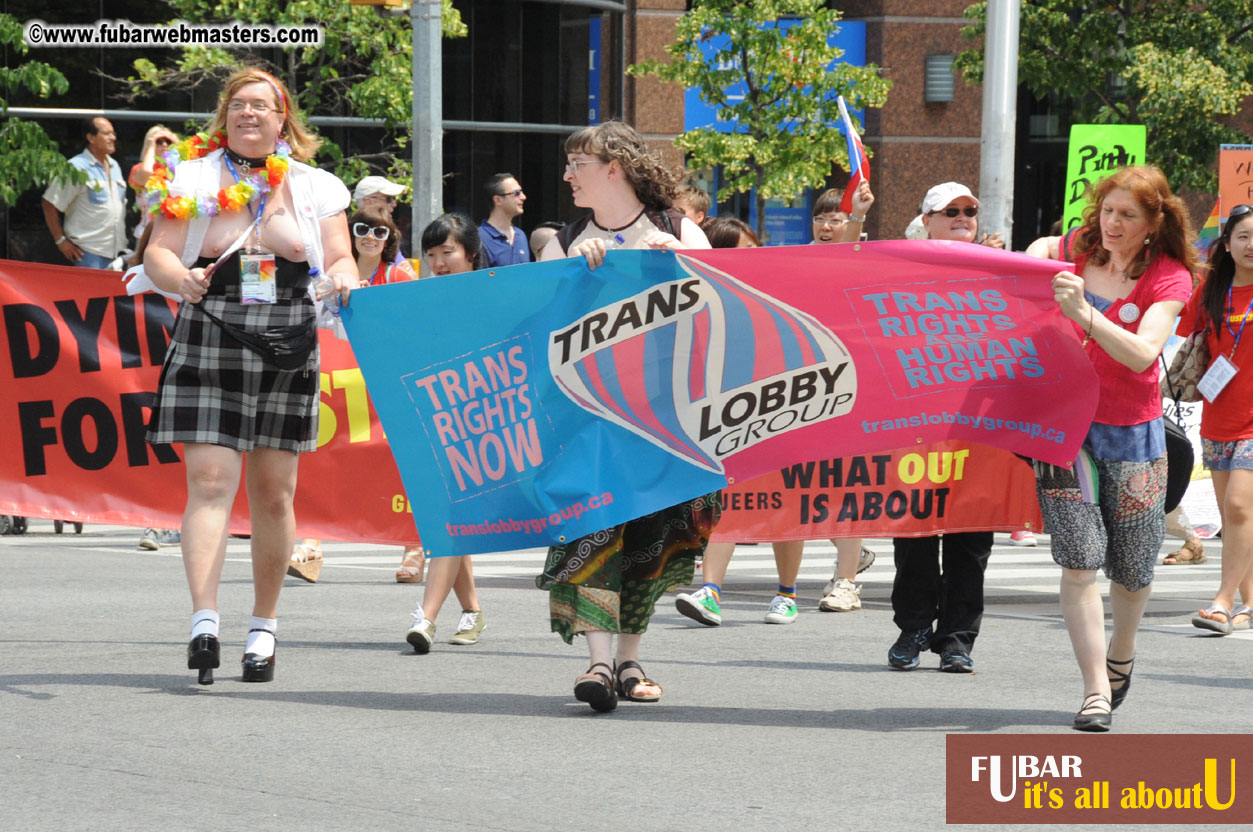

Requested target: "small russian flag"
[{"left": 837, "top": 95, "right": 870, "bottom": 215}]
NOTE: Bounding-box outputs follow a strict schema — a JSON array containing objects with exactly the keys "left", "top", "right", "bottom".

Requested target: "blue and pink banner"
[{"left": 342, "top": 241, "right": 1096, "bottom": 557}]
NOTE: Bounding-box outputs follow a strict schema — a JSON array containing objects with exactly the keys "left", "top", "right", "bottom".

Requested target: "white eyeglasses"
[
  {"left": 352, "top": 223, "right": 390, "bottom": 241},
  {"left": 228, "top": 101, "right": 272, "bottom": 114},
  {"left": 564, "top": 159, "right": 601, "bottom": 175}
]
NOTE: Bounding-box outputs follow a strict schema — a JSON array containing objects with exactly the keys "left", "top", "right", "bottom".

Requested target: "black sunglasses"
[
  {"left": 497, "top": 188, "right": 524, "bottom": 197},
  {"left": 1230, "top": 204, "right": 1253, "bottom": 220},
  {"left": 352, "top": 223, "right": 390, "bottom": 241},
  {"left": 929, "top": 206, "right": 979, "bottom": 218}
]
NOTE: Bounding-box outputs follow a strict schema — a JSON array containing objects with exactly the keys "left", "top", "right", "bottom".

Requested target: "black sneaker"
[
  {"left": 888, "top": 627, "right": 933, "bottom": 670},
  {"left": 939, "top": 646, "right": 974, "bottom": 673}
]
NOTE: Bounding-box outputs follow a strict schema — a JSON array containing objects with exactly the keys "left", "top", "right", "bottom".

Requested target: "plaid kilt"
[{"left": 147, "top": 293, "right": 319, "bottom": 453}]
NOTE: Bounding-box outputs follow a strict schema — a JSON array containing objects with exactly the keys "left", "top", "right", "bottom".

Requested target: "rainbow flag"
[{"left": 1196, "top": 199, "right": 1220, "bottom": 260}]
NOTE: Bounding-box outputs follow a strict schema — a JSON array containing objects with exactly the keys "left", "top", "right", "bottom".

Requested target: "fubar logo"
[{"left": 549, "top": 255, "right": 857, "bottom": 473}]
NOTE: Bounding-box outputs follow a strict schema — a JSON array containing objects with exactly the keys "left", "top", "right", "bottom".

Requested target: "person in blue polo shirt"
[{"left": 478, "top": 172, "right": 530, "bottom": 267}]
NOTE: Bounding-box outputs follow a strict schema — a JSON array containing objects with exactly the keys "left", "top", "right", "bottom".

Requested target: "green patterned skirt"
[{"left": 536, "top": 493, "right": 721, "bottom": 644}]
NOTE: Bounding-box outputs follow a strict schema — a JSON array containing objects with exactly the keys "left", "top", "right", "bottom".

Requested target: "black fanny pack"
[{"left": 199, "top": 306, "right": 317, "bottom": 371}]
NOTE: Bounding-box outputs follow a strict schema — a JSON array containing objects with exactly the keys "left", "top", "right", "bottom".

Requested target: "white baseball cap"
[
  {"left": 921, "top": 182, "right": 979, "bottom": 214},
  {"left": 905, "top": 215, "right": 928, "bottom": 240},
  {"left": 354, "top": 176, "right": 406, "bottom": 203}
]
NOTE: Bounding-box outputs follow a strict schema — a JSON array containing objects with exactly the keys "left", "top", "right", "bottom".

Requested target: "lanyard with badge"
[
  {"left": 1197, "top": 284, "right": 1253, "bottom": 402},
  {"left": 224, "top": 155, "right": 275, "bottom": 305}
]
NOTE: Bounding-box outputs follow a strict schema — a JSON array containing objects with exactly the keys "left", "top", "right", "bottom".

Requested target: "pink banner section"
[{"left": 674, "top": 240, "right": 1095, "bottom": 473}]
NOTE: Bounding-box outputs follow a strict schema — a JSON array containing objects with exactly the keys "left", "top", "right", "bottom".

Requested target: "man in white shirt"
[{"left": 42, "top": 117, "right": 127, "bottom": 269}]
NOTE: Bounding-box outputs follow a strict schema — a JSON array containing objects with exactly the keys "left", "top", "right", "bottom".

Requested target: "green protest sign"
[{"left": 1063, "top": 125, "right": 1147, "bottom": 231}]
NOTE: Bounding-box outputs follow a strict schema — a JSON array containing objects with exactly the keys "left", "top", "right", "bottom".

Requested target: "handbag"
[
  {"left": 1159, "top": 354, "right": 1194, "bottom": 514},
  {"left": 1159, "top": 329, "right": 1210, "bottom": 403}
]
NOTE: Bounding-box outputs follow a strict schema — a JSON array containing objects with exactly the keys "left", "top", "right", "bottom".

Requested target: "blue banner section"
[{"left": 341, "top": 253, "right": 726, "bottom": 557}]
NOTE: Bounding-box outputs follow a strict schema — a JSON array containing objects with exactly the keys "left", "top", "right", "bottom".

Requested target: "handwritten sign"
[
  {"left": 1219, "top": 144, "right": 1253, "bottom": 222},
  {"left": 1063, "top": 125, "right": 1146, "bottom": 231}
]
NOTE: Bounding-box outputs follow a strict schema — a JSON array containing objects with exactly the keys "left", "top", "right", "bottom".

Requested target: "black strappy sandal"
[
  {"left": 1107, "top": 656, "right": 1134, "bottom": 711},
  {"left": 574, "top": 662, "right": 618, "bottom": 713},
  {"left": 615, "top": 660, "right": 662, "bottom": 703},
  {"left": 1072, "top": 693, "right": 1112, "bottom": 732}
]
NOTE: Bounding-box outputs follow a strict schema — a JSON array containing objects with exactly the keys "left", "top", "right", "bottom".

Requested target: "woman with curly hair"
[
  {"left": 1026, "top": 166, "right": 1197, "bottom": 730},
  {"left": 537, "top": 121, "right": 720, "bottom": 712}
]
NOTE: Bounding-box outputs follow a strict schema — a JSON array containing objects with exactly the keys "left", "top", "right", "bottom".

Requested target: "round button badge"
[{"left": 1118, "top": 303, "right": 1140, "bottom": 324}]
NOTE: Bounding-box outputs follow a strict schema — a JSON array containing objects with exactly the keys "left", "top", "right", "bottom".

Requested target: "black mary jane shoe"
[
  {"left": 241, "top": 628, "right": 276, "bottom": 683},
  {"left": 1072, "top": 693, "right": 1112, "bottom": 732},
  {"left": 1107, "top": 656, "right": 1134, "bottom": 711},
  {"left": 187, "top": 634, "right": 220, "bottom": 686}
]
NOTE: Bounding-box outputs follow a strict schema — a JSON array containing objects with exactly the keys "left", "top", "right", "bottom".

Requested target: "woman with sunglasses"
[
  {"left": 883, "top": 183, "right": 998, "bottom": 675},
  {"left": 404, "top": 212, "right": 489, "bottom": 651},
  {"left": 287, "top": 204, "right": 419, "bottom": 583},
  {"left": 539, "top": 121, "right": 720, "bottom": 712},
  {"left": 1179, "top": 204, "right": 1253, "bottom": 635},
  {"left": 1026, "top": 166, "right": 1197, "bottom": 730}
]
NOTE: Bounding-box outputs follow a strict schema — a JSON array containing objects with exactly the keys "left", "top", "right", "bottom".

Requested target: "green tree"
[
  {"left": 955, "top": 0, "right": 1253, "bottom": 193},
  {"left": 629, "top": 0, "right": 890, "bottom": 239},
  {"left": 123, "top": 0, "right": 467, "bottom": 189},
  {"left": 0, "top": 14, "right": 84, "bottom": 207}
]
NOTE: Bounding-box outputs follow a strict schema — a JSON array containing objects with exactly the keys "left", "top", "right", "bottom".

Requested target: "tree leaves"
[
  {"left": 957, "top": 0, "right": 1253, "bottom": 192},
  {"left": 0, "top": 13, "right": 83, "bottom": 208},
  {"left": 629, "top": 0, "right": 890, "bottom": 237}
]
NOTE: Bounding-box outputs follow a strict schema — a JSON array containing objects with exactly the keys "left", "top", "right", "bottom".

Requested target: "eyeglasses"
[
  {"left": 155, "top": 138, "right": 172, "bottom": 146},
  {"left": 497, "top": 188, "right": 524, "bottom": 197},
  {"left": 364, "top": 194, "right": 397, "bottom": 205},
  {"left": 352, "top": 223, "right": 390, "bottom": 241},
  {"left": 564, "top": 159, "right": 600, "bottom": 175},
  {"left": 812, "top": 214, "right": 849, "bottom": 227},
  {"left": 228, "top": 100, "right": 272, "bottom": 114},
  {"left": 929, "top": 206, "right": 979, "bottom": 218},
  {"left": 1229, "top": 204, "right": 1253, "bottom": 220}
]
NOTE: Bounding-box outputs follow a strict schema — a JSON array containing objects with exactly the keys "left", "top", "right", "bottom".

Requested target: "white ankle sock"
[
  {"left": 245, "top": 616, "right": 277, "bottom": 657},
  {"left": 191, "top": 609, "right": 219, "bottom": 639}
]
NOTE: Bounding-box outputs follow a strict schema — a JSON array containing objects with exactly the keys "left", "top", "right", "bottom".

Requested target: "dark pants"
[{"left": 891, "top": 532, "right": 992, "bottom": 653}]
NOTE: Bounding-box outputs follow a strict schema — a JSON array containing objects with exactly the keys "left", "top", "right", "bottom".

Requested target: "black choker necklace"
[
  {"left": 224, "top": 146, "right": 269, "bottom": 168},
  {"left": 592, "top": 208, "right": 646, "bottom": 234}
]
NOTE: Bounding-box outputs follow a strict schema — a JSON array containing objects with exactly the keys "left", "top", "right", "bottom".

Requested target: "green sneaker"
[
  {"left": 406, "top": 613, "right": 436, "bottom": 654},
  {"left": 764, "top": 594, "right": 798, "bottom": 624},
  {"left": 675, "top": 586, "right": 722, "bottom": 626},
  {"left": 449, "top": 609, "right": 486, "bottom": 645}
]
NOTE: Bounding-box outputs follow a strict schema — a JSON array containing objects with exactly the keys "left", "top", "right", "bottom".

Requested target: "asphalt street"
[{"left": 1, "top": 521, "right": 1248, "bottom": 831}]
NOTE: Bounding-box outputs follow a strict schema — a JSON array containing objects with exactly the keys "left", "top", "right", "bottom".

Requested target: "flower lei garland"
[{"left": 144, "top": 130, "right": 291, "bottom": 221}]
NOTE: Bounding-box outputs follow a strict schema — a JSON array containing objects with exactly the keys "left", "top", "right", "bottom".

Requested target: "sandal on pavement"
[
  {"left": 287, "top": 541, "right": 323, "bottom": 583},
  {"left": 395, "top": 546, "right": 426, "bottom": 583},
  {"left": 615, "top": 660, "right": 662, "bottom": 703},
  {"left": 1232, "top": 605, "right": 1252, "bottom": 631},
  {"left": 1192, "top": 603, "right": 1232, "bottom": 635},
  {"left": 1106, "top": 656, "right": 1134, "bottom": 711},
  {"left": 1162, "top": 540, "right": 1206, "bottom": 565},
  {"left": 574, "top": 662, "right": 618, "bottom": 713}
]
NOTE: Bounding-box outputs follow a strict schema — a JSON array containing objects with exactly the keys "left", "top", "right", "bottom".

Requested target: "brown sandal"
[
  {"left": 615, "top": 660, "right": 662, "bottom": 702},
  {"left": 287, "top": 540, "right": 323, "bottom": 583},
  {"left": 1162, "top": 540, "right": 1206, "bottom": 565},
  {"left": 395, "top": 546, "right": 426, "bottom": 583}
]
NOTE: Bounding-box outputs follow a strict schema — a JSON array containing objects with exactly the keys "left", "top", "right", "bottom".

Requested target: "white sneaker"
[
  {"left": 824, "top": 548, "right": 876, "bottom": 595},
  {"left": 1009, "top": 530, "right": 1038, "bottom": 547},
  {"left": 819, "top": 578, "right": 862, "bottom": 612},
  {"left": 764, "top": 594, "right": 798, "bottom": 624},
  {"left": 405, "top": 612, "right": 436, "bottom": 654}
]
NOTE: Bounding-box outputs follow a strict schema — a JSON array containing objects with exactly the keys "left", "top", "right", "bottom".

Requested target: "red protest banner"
[
  {"left": 710, "top": 440, "right": 1041, "bottom": 541},
  {"left": 0, "top": 260, "right": 420, "bottom": 544}
]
